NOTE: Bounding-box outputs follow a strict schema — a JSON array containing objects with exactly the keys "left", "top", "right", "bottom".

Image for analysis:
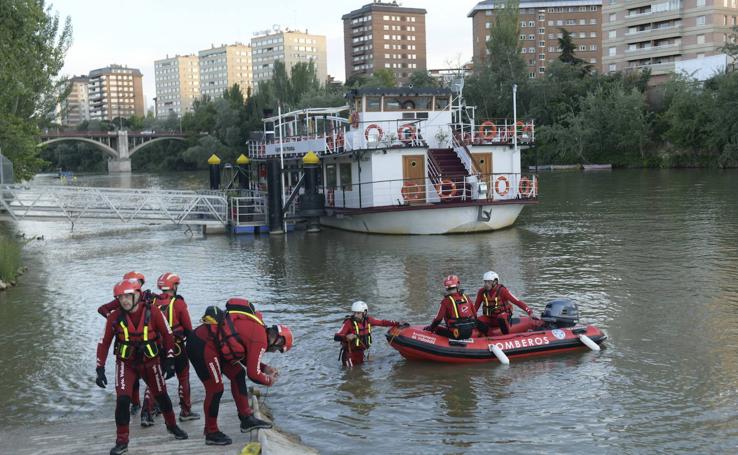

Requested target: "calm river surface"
[{"left": 0, "top": 169, "right": 737, "bottom": 454}]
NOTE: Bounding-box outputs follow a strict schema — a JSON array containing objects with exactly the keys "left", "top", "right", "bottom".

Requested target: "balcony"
[{"left": 625, "top": 23, "right": 682, "bottom": 37}]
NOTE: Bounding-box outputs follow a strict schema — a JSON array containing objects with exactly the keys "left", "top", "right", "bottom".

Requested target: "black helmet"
[{"left": 202, "top": 305, "right": 224, "bottom": 325}]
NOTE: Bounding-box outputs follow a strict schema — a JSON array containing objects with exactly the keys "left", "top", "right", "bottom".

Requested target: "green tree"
[
  {"left": 364, "top": 69, "right": 397, "bottom": 88},
  {"left": 557, "top": 28, "right": 584, "bottom": 65},
  {"left": 408, "top": 70, "right": 438, "bottom": 87},
  {"left": 0, "top": 0, "right": 72, "bottom": 180}
]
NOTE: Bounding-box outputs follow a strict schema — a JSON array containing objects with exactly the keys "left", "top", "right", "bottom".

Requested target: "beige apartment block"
[
  {"left": 251, "top": 29, "right": 327, "bottom": 88},
  {"left": 88, "top": 65, "right": 144, "bottom": 121},
  {"left": 343, "top": 1, "right": 427, "bottom": 84},
  {"left": 154, "top": 54, "right": 200, "bottom": 118},
  {"left": 61, "top": 76, "right": 90, "bottom": 127},
  {"left": 470, "top": 0, "right": 603, "bottom": 79},
  {"left": 199, "top": 43, "right": 253, "bottom": 100},
  {"left": 603, "top": 0, "right": 738, "bottom": 77}
]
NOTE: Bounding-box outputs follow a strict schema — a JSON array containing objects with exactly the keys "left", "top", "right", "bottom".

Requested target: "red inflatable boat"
[{"left": 386, "top": 300, "right": 607, "bottom": 364}]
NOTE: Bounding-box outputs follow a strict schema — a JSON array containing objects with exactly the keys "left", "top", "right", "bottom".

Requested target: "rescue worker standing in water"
[
  {"left": 334, "top": 301, "right": 405, "bottom": 367},
  {"left": 140, "top": 272, "right": 199, "bottom": 426},
  {"left": 425, "top": 275, "right": 488, "bottom": 339},
  {"left": 186, "top": 298, "right": 292, "bottom": 446},
  {"left": 96, "top": 278, "right": 188, "bottom": 455},
  {"left": 474, "top": 271, "right": 533, "bottom": 334}
]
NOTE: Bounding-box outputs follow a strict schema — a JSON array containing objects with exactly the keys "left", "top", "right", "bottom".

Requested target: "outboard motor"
[{"left": 541, "top": 299, "right": 580, "bottom": 328}]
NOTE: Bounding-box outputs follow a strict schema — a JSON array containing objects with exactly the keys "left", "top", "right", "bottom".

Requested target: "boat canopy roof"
[
  {"left": 347, "top": 87, "right": 453, "bottom": 99},
  {"left": 262, "top": 105, "right": 350, "bottom": 123}
]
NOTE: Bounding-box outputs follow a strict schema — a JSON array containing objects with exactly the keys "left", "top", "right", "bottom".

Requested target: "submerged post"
[
  {"left": 298, "top": 151, "right": 324, "bottom": 233},
  {"left": 236, "top": 154, "right": 250, "bottom": 190},
  {"left": 208, "top": 154, "right": 221, "bottom": 190},
  {"left": 267, "top": 158, "right": 284, "bottom": 234}
]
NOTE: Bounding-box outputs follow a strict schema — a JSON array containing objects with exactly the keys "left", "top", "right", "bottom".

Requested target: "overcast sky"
[{"left": 56, "top": 0, "right": 481, "bottom": 109}]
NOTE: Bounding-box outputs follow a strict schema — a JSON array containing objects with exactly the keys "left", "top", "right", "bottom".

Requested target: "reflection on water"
[{"left": 1, "top": 169, "right": 737, "bottom": 453}]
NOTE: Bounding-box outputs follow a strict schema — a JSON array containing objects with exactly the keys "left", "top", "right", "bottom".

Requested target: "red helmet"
[
  {"left": 123, "top": 271, "right": 145, "bottom": 284},
  {"left": 444, "top": 275, "right": 460, "bottom": 289},
  {"left": 226, "top": 297, "right": 252, "bottom": 309},
  {"left": 276, "top": 324, "right": 293, "bottom": 353},
  {"left": 157, "top": 272, "right": 181, "bottom": 291},
  {"left": 113, "top": 278, "right": 140, "bottom": 297}
]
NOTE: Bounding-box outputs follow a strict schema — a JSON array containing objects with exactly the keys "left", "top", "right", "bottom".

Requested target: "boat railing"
[
  {"left": 454, "top": 120, "right": 535, "bottom": 146},
  {"left": 451, "top": 133, "right": 480, "bottom": 176},
  {"left": 229, "top": 195, "right": 268, "bottom": 226},
  {"left": 320, "top": 173, "right": 537, "bottom": 209}
]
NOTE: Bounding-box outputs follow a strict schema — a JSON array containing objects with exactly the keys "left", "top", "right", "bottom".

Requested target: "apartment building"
[
  {"left": 469, "top": 0, "right": 603, "bottom": 78},
  {"left": 199, "top": 43, "right": 253, "bottom": 99},
  {"left": 603, "top": 0, "right": 737, "bottom": 77},
  {"left": 61, "top": 76, "right": 90, "bottom": 127},
  {"left": 251, "top": 29, "right": 327, "bottom": 87},
  {"left": 342, "top": 1, "right": 427, "bottom": 84},
  {"left": 87, "top": 65, "right": 144, "bottom": 121},
  {"left": 154, "top": 54, "right": 200, "bottom": 118}
]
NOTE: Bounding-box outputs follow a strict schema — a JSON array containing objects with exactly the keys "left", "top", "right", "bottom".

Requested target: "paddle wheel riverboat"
[{"left": 247, "top": 84, "right": 538, "bottom": 234}]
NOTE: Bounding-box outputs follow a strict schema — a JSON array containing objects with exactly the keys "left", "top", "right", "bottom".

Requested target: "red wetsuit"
[
  {"left": 142, "top": 292, "right": 194, "bottom": 415},
  {"left": 186, "top": 307, "right": 273, "bottom": 435},
  {"left": 429, "top": 291, "right": 488, "bottom": 339},
  {"left": 334, "top": 316, "right": 399, "bottom": 366},
  {"left": 96, "top": 303, "right": 176, "bottom": 445},
  {"left": 474, "top": 285, "right": 531, "bottom": 334}
]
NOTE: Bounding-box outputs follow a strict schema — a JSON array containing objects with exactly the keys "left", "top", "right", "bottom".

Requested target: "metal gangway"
[{"left": 0, "top": 184, "right": 228, "bottom": 229}]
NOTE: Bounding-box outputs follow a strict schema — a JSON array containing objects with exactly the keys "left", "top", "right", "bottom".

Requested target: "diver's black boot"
[
  {"left": 240, "top": 414, "right": 272, "bottom": 433},
  {"left": 109, "top": 443, "right": 128, "bottom": 455},
  {"left": 167, "top": 424, "right": 188, "bottom": 440},
  {"left": 205, "top": 431, "right": 232, "bottom": 445}
]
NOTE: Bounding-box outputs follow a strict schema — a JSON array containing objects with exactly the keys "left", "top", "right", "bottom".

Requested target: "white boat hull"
[{"left": 321, "top": 203, "right": 526, "bottom": 235}]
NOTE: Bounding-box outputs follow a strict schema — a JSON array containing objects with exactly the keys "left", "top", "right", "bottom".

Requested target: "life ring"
[
  {"left": 523, "top": 122, "right": 533, "bottom": 133},
  {"left": 397, "top": 124, "right": 416, "bottom": 144},
  {"left": 400, "top": 181, "right": 419, "bottom": 201},
  {"left": 495, "top": 176, "right": 510, "bottom": 196},
  {"left": 518, "top": 176, "right": 534, "bottom": 197},
  {"left": 364, "top": 124, "right": 383, "bottom": 142},
  {"left": 350, "top": 112, "right": 359, "bottom": 129},
  {"left": 326, "top": 188, "right": 335, "bottom": 207},
  {"left": 435, "top": 179, "right": 458, "bottom": 200},
  {"left": 479, "top": 121, "right": 497, "bottom": 140}
]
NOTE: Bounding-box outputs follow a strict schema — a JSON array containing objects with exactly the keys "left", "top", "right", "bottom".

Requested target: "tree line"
[{"left": 6, "top": 0, "right": 738, "bottom": 179}]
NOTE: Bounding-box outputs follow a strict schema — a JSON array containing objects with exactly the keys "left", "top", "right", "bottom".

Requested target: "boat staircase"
[{"left": 428, "top": 149, "right": 473, "bottom": 201}]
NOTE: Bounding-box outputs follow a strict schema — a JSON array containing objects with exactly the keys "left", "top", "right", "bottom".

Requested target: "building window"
[
  {"left": 539, "top": 53, "right": 546, "bottom": 60},
  {"left": 697, "top": 0, "right": 705, "bottom": 5},
  {"left": 539, "top": 67, "right": 545, "bottom": 73},
  {"left": 609, "top": 13, "right": 616, "bottom": 22},
  {"left": 521, "top": 20, "right": 527, "bottom": 27},
  {"left": 590, "top": 44, "right": 598, "bottom": 51},
  {"left": 697, "top": 34, "right": 705, "bottom": 44},
  {"left": 528, "top": 72, "right": 535, "bottom": 78},
  {"left": 696, "top": 16, "right": 706, "bottom": 26},
  {"left": 609, "top": 46, "right": 617, "bottom": 56},
  {"left": 609, "top": 63, "right": 616, "bottom": 72},
  {"left": 485, "top": 22, "right": 491, "bottom": 29}
]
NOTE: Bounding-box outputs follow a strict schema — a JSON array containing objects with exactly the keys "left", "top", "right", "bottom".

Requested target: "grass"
[{"left": 0, "top": 234, "right": 21, "bottom": 283}]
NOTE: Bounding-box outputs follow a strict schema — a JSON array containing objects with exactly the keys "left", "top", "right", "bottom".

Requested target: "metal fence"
[{"left": 0, "top": 152, "right": 14, "bottom": 184}]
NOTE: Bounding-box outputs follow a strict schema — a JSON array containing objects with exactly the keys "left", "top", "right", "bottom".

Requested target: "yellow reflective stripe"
[
  {"left": 367, "top": 322, "right": 372, "bottom": 345},
  {"left": 450, "top": 297, "right": 460, "bottom": 319},
  {"left": 229, "top": 310, "right": 264, "bottom": 326},
  {"left": 119, "top": 320, "right": 129, "bottom": 358},
  {"left": 352, "top": 321, "right": 360, "bottom": 346},
  {"left": 143, "top": 325, "right": 148, "bottom": 341},
  {"left": 168, "top": 297, "right": 175, "bottom": 327}
]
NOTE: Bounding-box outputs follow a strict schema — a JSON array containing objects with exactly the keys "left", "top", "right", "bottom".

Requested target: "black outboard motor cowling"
[{"left": 541, "top": 299, "right": 580, "bottom": 327}]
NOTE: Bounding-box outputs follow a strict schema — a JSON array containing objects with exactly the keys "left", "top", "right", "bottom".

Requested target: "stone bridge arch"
[
  {"left": 37, "top": 137, "right": 119, "bottom": 159},
  {"left": 129, "top": 137, "right": 187, "bottom": 157}
]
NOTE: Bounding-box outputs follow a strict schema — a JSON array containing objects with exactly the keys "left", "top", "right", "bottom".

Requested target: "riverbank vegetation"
[{"left": 0, "top": 234, "right": 22, "bottom": 285}]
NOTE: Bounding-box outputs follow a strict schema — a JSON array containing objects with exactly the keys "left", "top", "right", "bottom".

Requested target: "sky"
[{"left": 55, "top": 0, "right": 481, "bottom": 110}]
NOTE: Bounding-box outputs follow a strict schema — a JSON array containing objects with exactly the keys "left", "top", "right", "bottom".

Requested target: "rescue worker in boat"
[
  {"left": 334, "top": 301, "right": 407, "bottom": 367},
  {"left": 95, "top": 278, "right": 188, "bottom": 455},
  {"left": 140, "top": 272, "right": 199, "bottom": 426},
  {"left": 424, "top": 275, "right": 489, "bottom": 339},
  {"left": 474, "top": 271, "right": 534, "bottom": 335},
  {"left": 96, "top": 271, "right": 154, "bottom": 417},
  {"left": 186, "top": 298, "right": 292, "bottom": 446}
]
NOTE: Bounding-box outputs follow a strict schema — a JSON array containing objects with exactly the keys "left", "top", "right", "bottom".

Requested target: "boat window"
[
  {"left": 383, "top": 96, "right": 402, "bottom": 111},
  {"left": 366, "top": 96, "right": 381, "bottom": 112},
  {"left": 416, "top": 112, "right": 428, "bottom": 119},
  {"left": 414, "top": 96, "right": 432, "bottom": 110},
  {"left": 434, "top": 96, "right": 450, "bottom": 110},
  {"left": 354, "top": 98, "right": 362, "bottom": 112},
  {"left": 326, "top": 164, "right": 337, "bottom": 188},
  {"left": 402, "top": 113, "right": 415, "bottom": 119},
  {"left": 339, "top": 163, "right": 352, "bottom": 190}
]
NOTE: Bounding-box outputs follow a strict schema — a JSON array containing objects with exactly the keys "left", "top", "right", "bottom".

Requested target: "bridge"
[{"left": 38, "top": 130, "right": 188, "bottom": 173}]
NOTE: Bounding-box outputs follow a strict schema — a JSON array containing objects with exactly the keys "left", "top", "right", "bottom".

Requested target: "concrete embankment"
[{"left": 0, "top": 395, "right": 318, "bottom": 455}]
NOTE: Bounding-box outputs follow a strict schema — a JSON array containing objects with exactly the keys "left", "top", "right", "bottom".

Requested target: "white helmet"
[
  {"left": 351, "top": 301, "right": 368, "bottom": 313},
  {"left": 483, "top": 271, "right": 499, "bottom": 282}
]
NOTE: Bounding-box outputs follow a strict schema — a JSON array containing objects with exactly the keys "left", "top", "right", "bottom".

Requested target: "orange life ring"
[
  {"left": 435, "top": 179, "right": 458, "bottom": 200},
  {"left": 397, "top": 124, "right": 416, "bottom": 144},
  {"left": 518, "top": 176, "right": 534, "bottom": 197},
  {"left": 364, "top": 124, "right": 383, "bottom": 141},
  {"left": 350, "top": 112, "right": 359, "bottom": 129},
  {"left": 495, "top": 176, "right": 510, "bottom": 196},
  {"left": 479, "top": 121, "right": 497, "bottom": 140},
  {"left": 400, "top": 181, "right": 420, "bottom": 201}
]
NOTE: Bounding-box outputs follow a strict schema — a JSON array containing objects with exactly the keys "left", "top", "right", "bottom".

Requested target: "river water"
[{"left": 0, "top": 169, "right": 737, "bottom": 454}]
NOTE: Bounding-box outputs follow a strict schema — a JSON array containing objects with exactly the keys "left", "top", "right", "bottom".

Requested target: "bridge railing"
[{"left": 0, "top": 185, "right": 228, "bottom": 226}]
